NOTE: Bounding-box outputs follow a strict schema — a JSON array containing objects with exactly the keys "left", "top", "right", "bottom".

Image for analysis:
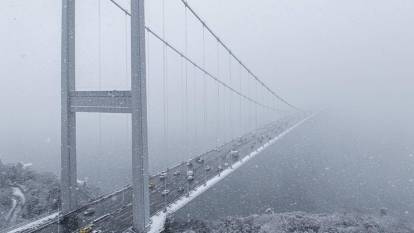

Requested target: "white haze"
[{"left": 0, "top": 0, "right": 413, "bottom": 214}]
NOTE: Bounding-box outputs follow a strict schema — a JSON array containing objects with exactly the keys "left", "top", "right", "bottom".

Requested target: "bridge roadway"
[{"left": 6, "top": 114, "right": 305, "bottom": 233}]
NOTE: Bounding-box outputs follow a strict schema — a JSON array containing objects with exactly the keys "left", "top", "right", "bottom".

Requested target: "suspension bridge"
[{"left": 3, "top": 0, "right": 310, "bottom": 232}]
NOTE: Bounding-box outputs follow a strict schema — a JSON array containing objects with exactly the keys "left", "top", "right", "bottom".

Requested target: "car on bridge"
[
  {"left": 187, "top": 170, "right": 194, "bottom": 181},
  {"left": 80, "top": 225, "right": 93, "bottom": 233},
  {"left": 230, "top": 150, "right": 240, "bottom": 160}
]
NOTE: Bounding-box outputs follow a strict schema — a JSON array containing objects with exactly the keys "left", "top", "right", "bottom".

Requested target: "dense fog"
[
  {"left": 0, "top": 0, "right": 413, "bottom": 229},
  {"left": 176, "top": 106, "right": 414, "bottom": 221}
]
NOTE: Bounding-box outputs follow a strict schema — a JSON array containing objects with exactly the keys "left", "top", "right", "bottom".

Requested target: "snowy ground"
[
  {"left": 165, "top": 211, "right": 414, "bottom": 233},
  {"left": 4, "top": 187, "right": 26, "bottom": 226}
]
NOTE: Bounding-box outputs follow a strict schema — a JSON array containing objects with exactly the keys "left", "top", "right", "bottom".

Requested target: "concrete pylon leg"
[
  {"left": 61, "top": 0, "right": 78, "bottom": 213},
  {"left": 131, "top": 0, "right": 150, "bottom": 232}
]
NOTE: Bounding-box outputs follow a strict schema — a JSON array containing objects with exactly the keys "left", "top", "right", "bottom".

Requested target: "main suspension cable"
[
  {"left": 107, "top": 0, "right": 287, "bottom": 112},
  {"left": 146, "top": 26, "right": 277, "bottom": 111},
  {"left": 178, "top": 0, "right": 301, "bottom": 111}
]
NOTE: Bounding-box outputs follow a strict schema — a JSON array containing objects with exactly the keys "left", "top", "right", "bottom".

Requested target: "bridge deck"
[{"left": 4, "top": 114, "right": 308, "bottom": 233}]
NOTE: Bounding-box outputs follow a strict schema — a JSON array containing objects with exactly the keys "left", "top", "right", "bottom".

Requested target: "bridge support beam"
[
  {"left": 131, "top": 0, "right": 150, "bottom": 232},
  {"left": 61, "top": 0, "right": 78, "bottom": 213}
]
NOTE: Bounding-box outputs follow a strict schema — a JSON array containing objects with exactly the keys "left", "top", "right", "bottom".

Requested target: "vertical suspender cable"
[
  {"left": 97, "top": 0, "right": 103, "bottom": 157},
  {"left": 228, "top": 52, "right": 232, "bottom": 140},
  {"left": 162, "top": 0, "right": 168, "bottom": 153},
  {"left": 263, "top": 89, "right": 266, "bottom": 125},
  {"left": 216, "top": 41, "right": 220, "bottom": 146},
  {"left": 125, "top": 12, "right": 131, "bottom": 145},
  {"left": 247, "top": 75, "right": 250, "bottom": 130},
  {"left": 261, "top": 88, "right": 264, "bottom": 125},
  {"left": 193, "top": 64, "right": 198, "bottom": 151},
  {"left": 274, "top": 93, "right": 277, "bottom": 120},
  {"left": 180, "top": 54, "right": 185, "bottom": 154},
  {"left": 202, "top": 25, "right": 207, "bottom": 145},
  {"left": 98, "top": 0, "right": 102, "bottom": 90},
  {"left": 241, "top": 68, "right": 245, "bottom": 135},
  {"left": 264, "top": 93, "right": 266, "bottom": 124},
  {"left": 255, "top": 81, "right": 258, "bottom": 129},
  {"left": 259, "top": 87, "right": 261, "bottom": 126},
  {"left": 162, "top": 0, "right": 169, "bottom": 209},
  {"left": 161, "top": 0, "right": 170, "bottom": 210},
  {"left": 184, "top": 5, "right": 189, "bottom": 156},
  {"left": 251, "top": 75, "right": 254, "bottom": 131},
  {"left": 246, "top": 72, "right": 250, "bottom": 131},
  {"left": 184, "top": 7, "right": 190, "bottom": 194},
  {"left": 239, "top": 65, "right": 242, "bottom": 136}
]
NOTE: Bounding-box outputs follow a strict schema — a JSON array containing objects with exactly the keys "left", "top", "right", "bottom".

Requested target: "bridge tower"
[{"left": 61, "top": 0, "right": 149, "bottom": 231}]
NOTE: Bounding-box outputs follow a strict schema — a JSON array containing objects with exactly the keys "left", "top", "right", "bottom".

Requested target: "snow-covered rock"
[
  {"left": 165, "top": 211, "right": 414, "bottom": 233},
  {"left": 0, "top": 161, "right": 99, "bottom": 230}
]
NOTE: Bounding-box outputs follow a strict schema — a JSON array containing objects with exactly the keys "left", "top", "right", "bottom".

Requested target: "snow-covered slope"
[
  {"left": 165, "top": 211, "right": 414, "bottom": 233},
  {"left": 0, "top": 160, "right": 99, "bottom": 231}
]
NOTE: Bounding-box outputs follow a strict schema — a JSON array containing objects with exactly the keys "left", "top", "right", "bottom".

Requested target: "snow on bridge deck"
[
  {"left": 4, "top": 113, "right": 314, "bottom": 233},
  {"left": 147, "top": 114, "right": 315, "bottom": 233}
]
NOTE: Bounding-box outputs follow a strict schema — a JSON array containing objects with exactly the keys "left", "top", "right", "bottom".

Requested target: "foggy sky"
[{"left": 0, "top": 0, "right": 413, "bottom": 190}]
